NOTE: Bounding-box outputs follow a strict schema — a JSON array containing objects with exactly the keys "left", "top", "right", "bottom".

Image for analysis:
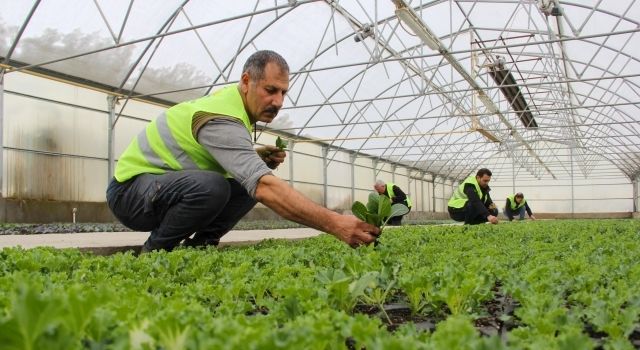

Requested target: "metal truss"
[{"left": 0, "top": 0, "right": 638, "bottom": 182}]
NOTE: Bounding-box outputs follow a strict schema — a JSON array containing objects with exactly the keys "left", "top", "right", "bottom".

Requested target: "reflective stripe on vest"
[
  {"left": 136, "top": 112, "right": 199, "bottom": 171},
  {"left": 447, "top": 175, "right": 482, "bottom": 209},
  {"left": 507, "top": 195, "right": 526, "bottom": 210},
  {"left": 115, "top": 85, "right": 252, "bottom": 182},
  {"left": 386, "top": 183, "right": 412, "bottom": 208}
]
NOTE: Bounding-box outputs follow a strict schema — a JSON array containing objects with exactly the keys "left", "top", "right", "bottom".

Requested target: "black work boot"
[{"left": 182, "top": 233, "right": 220, "bottom": 248}]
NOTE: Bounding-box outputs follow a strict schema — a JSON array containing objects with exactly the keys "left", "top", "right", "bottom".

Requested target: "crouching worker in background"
[
  {"left": 447, "top": 168, "right": 499, "bottom": 225},
  {"left": 373, "top": 180, "right": 412, "bottom": 226},
  {"left": 106, "top": 50, "right": 379, "bottom": 252},
  {"left": 504, "top": 192, "right": 536, "bottom": 221}
]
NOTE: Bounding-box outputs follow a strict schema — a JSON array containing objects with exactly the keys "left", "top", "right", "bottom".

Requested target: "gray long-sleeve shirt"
[{"left": 196, "top": 118, "right": 273, "bottom": 198}]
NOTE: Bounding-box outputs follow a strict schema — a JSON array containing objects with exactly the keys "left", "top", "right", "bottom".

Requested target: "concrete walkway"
[{"left": 0, "top": 228, "right": 323, "bottom": 254}]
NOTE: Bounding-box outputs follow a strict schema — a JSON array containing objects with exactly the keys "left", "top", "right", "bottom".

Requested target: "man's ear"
[{"left": 240, "top": 72, "right": 250, "bottom": 93}]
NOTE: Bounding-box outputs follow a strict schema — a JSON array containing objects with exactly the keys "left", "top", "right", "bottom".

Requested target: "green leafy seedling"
[
  {"left": 351, "top": 192, "right": 410, "bottom": 245},
  {"left": 276, "top": 136, "right": 288, "bottom": 150}
]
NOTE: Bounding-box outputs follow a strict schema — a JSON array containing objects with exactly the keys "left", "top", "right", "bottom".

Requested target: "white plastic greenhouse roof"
[{"left": 1, "top": 0, "right": 639, "bottom": 181}]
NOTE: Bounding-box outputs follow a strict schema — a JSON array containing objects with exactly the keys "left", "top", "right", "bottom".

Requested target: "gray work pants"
[{"left": 106, "top": 170, "right": 256, "bottom": 251}]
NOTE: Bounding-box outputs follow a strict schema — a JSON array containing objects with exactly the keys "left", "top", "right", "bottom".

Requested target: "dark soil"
[
  {"left": 0, "top": 221, "right": 304, "bottom": 235},
  {"left": 0, "top": 222, "right": 132, "bottom": 235},
  {"left": 351, "top": 282, "right": 639, "bottom": 349},
  {"left": 0, "top": 220, "right": 453, "bottom": 235}
]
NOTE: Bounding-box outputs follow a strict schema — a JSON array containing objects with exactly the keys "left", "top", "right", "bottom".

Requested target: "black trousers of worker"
[
  {"left": 448, "top": 201, "right": 498, "bottom": 225},
  {"left": 106, "top": 170, "right": 256, "bottom": 251},
  {"left": 504, "top": 206, "right": 526, "bottom": 221},
  {"left": 387, "top": 204, "right": 411, "bottom": 226}
]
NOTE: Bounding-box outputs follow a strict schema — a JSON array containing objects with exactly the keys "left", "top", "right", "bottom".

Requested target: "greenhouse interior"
[{"left": 1, "top": 0, "right": 640, "bottom": 348}]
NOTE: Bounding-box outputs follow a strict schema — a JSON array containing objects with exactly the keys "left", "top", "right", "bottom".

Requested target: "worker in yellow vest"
[
  {"left": 374, "top": 180, "right": 412, "bottom": 225},
  {"left": 504, "top": 192, "right": 536, "bottom": 221},
  {"left": 447, "top": 168, "right": 499, "bottom": 225},
  {"left": 106, "top": 50, "right": 379, "bottom": 251}
]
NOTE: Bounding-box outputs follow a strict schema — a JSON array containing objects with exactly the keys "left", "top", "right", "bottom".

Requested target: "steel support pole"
[
  {"left": 372, "top": 159, "right": 378, "bottom": 183},
  {"left": 512, "top": 161, "right": 516, "bottom": 194},
  {"left": 322, "top": 146, "right": 328, "bottom": 207},
  {"left": 632, "top": 177, "right": 637, "bottom": 213},
  {"left": 432, "top": 178, "right": 436, "bottom": 212},
  {"left": 442, "top": 179, "right": 446, "bottom": 212},
  {"left": 421, "top": 172, "right": 426, "bottom": 212},
  {"left": 0, "top": 70, "right": 4, "bottom": 198},
  {"left": 350, "top": 153, "right": 356, "bottom": 203},
  {"left": 570, "top": 146, "right": 575, "bottom": 216},
  {"left": 391, "top": 164, "right": 396, "bottom": 183},
  {"left": 288, "top": 141, "right": 295, "bottom": 187},
  {"left": 107, "top": 96, "right": 116, "bottom": 183}
]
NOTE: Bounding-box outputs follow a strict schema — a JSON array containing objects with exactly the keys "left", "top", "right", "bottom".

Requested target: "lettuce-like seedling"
[
  {"left": 276, "top": 136, "right": 288, "bottom": 150},
  {"left": 351, "top": 192, "right": 410, "bottom": 230}
]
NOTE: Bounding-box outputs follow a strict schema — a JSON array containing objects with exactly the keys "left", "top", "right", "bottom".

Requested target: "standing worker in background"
[
  {"left": 504, "top": 192, "right": 536, "bottom": 221},
  {"left": 447, "top": 168, "right": 499, "bottom": 225},
  {"left": 106, "top": 50, "right": 379, "bottom": 252},
  {"left": 374, "top": 180, "right": 412, "bottom": 225}
]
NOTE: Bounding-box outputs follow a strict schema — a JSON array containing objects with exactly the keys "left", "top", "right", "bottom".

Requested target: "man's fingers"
[{"left": 356, "top": 231, "right": 378, "bottom": 244}]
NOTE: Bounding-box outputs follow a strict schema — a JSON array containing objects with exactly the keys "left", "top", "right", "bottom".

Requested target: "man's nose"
[{"left": 272, "top": 92, "right": 284, "bottom": 109}]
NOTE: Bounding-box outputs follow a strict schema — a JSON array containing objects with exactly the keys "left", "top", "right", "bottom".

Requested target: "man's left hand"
[{"left": 256, "top": 145, "right": 286, "bottom": 169}]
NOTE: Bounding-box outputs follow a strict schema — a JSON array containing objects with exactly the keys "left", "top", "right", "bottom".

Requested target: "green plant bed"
[{"left": 1, "top": 220, "right": 639, "bottom": 349}]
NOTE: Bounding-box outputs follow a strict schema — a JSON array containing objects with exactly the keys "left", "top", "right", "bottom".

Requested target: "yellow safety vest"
[
  {"left": 114, "top": 85, "right": 252, "bottom": 182},
  {"left": 447, "top": 176, "right": 483, "bottom": 209},
  {"left": 386, "top": 183, "right": 412, "bottom": 208},
  {"left": 507, "top": 194, "right": 526, "bottom": 210}
]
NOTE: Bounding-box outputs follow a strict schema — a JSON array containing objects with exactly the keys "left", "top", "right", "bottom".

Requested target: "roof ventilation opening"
[{"left": 487, "top": 56, "right": 538, "bottom": 129}]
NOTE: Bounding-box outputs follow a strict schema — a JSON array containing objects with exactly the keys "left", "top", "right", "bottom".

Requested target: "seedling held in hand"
[
  {"left": 276, "top": 136, "right": 288, "bottom": 150},
  {"left": 351, "top": 192, "right": 410, "bottom": 245},
  {"left": 261, "top": 137, "right": 287, "bottom": 165}
]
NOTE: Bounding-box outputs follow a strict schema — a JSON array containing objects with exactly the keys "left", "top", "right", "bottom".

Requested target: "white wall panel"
[
  {"left": 293, "top": 183, "right": 323, "bottom": 204},
  {"left": 5, "top": 94, "right": 107, "bottom": 158},
  {"left": 292, "top": 142, "right": 323, "bottom": 157},
  {"left": 354, "top": 165, "right": 374, "bottom": 190},
  {"left": 4, "top": 150, "right": 106, "bottom": 201},
  {"left": 354, "top": 189, "right": 372, "bottom": 205},
  {"left": 6, "top": 72, "right": 106, "bottom": 110},
  {"left": 327, "top": 161, "right": 350, "bottom": 187},
  {"left": 293, "top": 153, "right": 324, "bottom": 184},
  {"left": 326, "top": 186, "right": 351, "bottom": 210}
]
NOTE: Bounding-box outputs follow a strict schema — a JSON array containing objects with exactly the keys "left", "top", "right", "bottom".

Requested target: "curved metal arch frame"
[
  {"left": 294, "top": 48, "right": 640, "bottom": 178},
  {"left": 1, "top": 0, "right": 638, "bottom": 181},
  {"left": 277, "top": 2, "right": 640, "bottom": 178},
  {"left": 399, "top": 73, "right": 640, "bottom": 177},
  {"left": 323, "top": 38, "right": 640, "bottom": 174}
]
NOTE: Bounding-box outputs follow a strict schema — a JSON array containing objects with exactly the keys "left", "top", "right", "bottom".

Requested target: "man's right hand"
[
  {"left": 255, "top": 175, "right": 381, "bottom": 248},
  {"left": 487, "top": 215, "right": 499, "bottom": 224},
  {"left": 330, "top": 215, "right": 380, "bottom": 248}
]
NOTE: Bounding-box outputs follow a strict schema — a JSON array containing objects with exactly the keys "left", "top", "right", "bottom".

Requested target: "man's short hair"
[
  {"left": 375, "top": 180, "right": 386, "bottom": 187},
  {"left": 476, "top": 168, "right": 492, "bottom": 177},
  {"left": 242, "top": 50, "right": 289, "bottom": 81},
  {"left": 515, "top": 192, "right": 524, "bottom": 198}
]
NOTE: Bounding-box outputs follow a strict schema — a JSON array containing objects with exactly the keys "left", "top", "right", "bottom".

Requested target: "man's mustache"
[{"left": 263, "top": 106, "right": 279, "bottom": 115}]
